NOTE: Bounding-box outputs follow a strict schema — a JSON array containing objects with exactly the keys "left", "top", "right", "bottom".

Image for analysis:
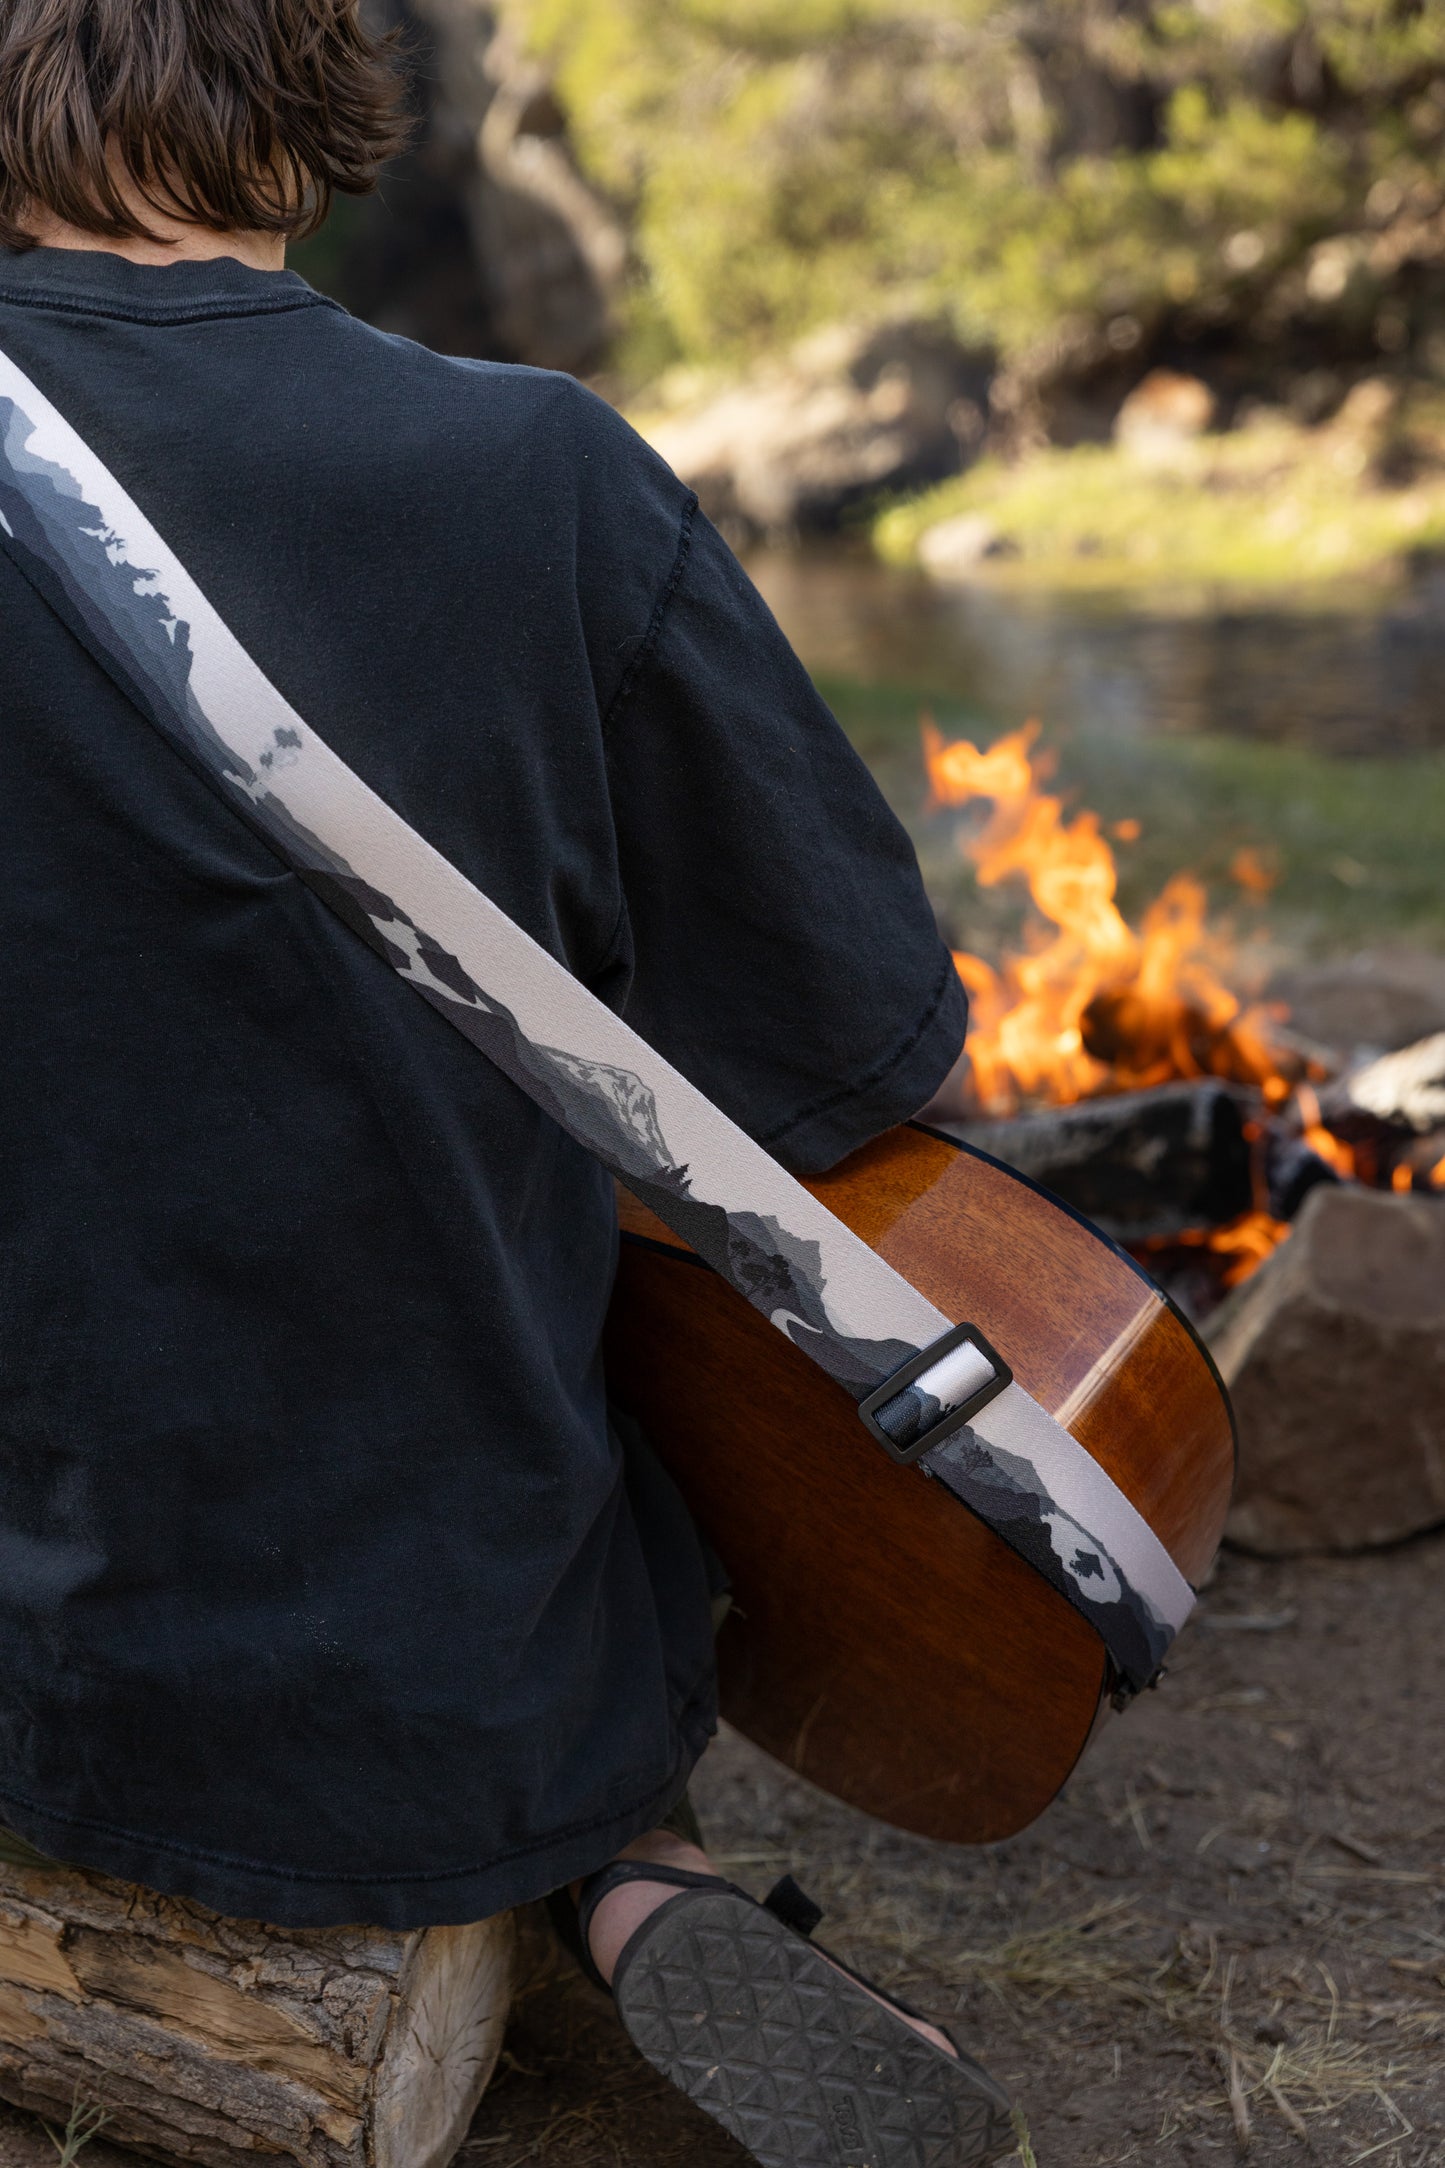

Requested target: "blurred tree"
[
  {"left": 516, "top": 0, "right": 1445, "bottom": 407},
  {"left": 298, "top": 0, "right": 624, "bottom": 369}
]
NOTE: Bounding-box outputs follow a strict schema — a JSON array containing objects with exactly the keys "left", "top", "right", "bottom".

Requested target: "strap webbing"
[{"left": 0, "top": 348, "right": 1193, "bottom": 1691}]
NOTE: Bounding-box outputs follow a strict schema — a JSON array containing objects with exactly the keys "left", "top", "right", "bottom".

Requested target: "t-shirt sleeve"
[{"left": 600, "top": 504, "right": 969, "bottom": 1174}]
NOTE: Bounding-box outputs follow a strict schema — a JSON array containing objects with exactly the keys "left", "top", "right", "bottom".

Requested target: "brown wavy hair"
[{"left": 0, "top": 0, "right": 412, "bottom": 252}]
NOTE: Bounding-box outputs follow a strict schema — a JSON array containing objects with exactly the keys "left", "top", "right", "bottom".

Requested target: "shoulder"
[
  {"left": 317, "top": 311, "right": 690, "bottom": 527},
  {"left": 284, "top": 302, "right": 696, "bottom": 677}
]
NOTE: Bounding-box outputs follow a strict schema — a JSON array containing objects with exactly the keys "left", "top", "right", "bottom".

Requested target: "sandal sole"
[{"left": 614, "top": 1888, "right": 1015, "bottom": 2168}]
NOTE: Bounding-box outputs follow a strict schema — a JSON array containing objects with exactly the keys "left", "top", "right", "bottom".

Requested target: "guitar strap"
[{"left": 0, "top": 346, "right": 1195, "bottom": 1695}]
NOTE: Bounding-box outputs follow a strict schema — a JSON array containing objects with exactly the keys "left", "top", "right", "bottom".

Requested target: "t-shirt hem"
[
  {"left": 0, "top": 1693, "right": 717, "bottom": 1933},
  {"left": 760, "top": 950, "right": 969, "bottom": 1174}
]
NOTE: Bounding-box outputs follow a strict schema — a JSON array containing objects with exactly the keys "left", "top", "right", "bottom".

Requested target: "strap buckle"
[{"left": 857, "top": 1321, "right": 1014, "bottom": 1467}]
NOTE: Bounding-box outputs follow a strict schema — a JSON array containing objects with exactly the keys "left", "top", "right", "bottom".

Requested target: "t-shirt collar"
[{"left": 0, "top": 244, "right": 331, "bottom": 323}]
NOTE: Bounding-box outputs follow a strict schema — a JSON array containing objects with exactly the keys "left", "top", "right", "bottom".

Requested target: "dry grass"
[
  {"left": 706, "top": 1762, "right": 1444, "bottom": 2160},
  {"left": 1010, "top": 2109, "right": 1041, "bottom": 2166},
  {"left": 920, "top": 1900, "right": 1440, "bottom": 2150},
  {"left": 953, "top": 1900, "right": 1162, "bottom": 2012}
]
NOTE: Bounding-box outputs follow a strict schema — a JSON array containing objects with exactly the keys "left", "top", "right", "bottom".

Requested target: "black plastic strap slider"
[{"left": 857, "top": 1321, "right": 1013, "bottom": 1467}]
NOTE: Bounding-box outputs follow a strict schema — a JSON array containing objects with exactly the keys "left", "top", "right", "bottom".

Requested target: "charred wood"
[{"left": 1263, "top": 1127, "right": 1341, "bottom": 1222}]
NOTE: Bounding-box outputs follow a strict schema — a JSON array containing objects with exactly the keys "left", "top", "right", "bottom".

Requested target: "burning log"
[
  {"left": 1080, "top": 987, "right": 1294, "bottom": 1096},
  {"left": 943, "top": 1080, "right": 1255, "bottom": 1243},
  {"left": 923, "top": 723, "right": 1292, "bottom": 1117},
  {"left": 0, "top": 1853, "right": 514, "bottom": 2168},
  {"left": 1211, "top": 1183, "right": 1445, "bottom": 1556},
  {"left": 921, "top": 713, "right": 1439, "bottom": 1314}
]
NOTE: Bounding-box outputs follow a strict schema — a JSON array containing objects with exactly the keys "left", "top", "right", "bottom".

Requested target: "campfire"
[{"left": 924, "top": 721, "right": 1445, "bottom": 1310}]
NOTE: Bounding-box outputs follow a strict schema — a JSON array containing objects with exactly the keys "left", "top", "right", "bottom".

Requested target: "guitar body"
[{"left": 604, "top": 1120, "right": 1235, "bottom": 1845}]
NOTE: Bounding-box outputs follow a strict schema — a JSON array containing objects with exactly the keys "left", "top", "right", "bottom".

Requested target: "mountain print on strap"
[{"left": 0, "top": 347, "right": 1193, "bottom": 1691}]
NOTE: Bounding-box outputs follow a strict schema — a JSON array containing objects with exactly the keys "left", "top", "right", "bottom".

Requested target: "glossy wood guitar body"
[{"left": 604, "top": 1120, "right": 1235, "bottom": 1845}]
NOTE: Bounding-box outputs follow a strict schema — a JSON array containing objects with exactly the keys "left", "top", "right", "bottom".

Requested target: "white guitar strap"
[{"left": 0, "top": 346, "right": 1196, "bottom": 1693}]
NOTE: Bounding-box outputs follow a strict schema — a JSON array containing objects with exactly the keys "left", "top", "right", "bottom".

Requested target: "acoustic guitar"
[{"left": 605, "top": 1118, "right": 1235, "bottom": 1845}]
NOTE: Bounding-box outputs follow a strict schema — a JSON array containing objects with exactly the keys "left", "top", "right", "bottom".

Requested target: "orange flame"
[
  {"left": 1295, "top": 1086, "right": 1360, "bottom": 1182},
  {"left": 1230, "top": 846, "right": 1277, "bottom": 897},
  {"left": 1306, "top": 1125, "right": 1357, "bottom": 1177},
  {"left": 1431, "top": 1151, "right": 1445, "bottom": 1191},
  {"left": 1149, "top": 1209, "right": 1294, "bottom": 1289},
  {"left": 925, "top": 721, "right": 1287, "bottom": 1119},
  {"left": 922, "top": 718, "right": 1322, "bottom": 1293}
]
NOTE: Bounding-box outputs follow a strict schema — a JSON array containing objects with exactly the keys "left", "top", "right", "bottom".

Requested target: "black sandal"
[{"left": 566, "top": 1861, "right": 1015, "bottom": 2168}]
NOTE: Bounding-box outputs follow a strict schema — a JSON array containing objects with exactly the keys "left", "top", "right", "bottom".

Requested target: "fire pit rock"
[
  {"left": 1210, "top": 1183, "right": 1445, "bottom": 1556},
  {"left": 1266, "top": 947, "right": 1445, "bottom": 1057}
]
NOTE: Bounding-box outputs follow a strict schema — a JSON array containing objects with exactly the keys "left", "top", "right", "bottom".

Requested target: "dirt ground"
[
  {"left": 0, "top": 1534, "right": 1438, "bottom": 2168},
  {"left": 472, "top": 1532, "right": 1445, "bottom": 2168}
]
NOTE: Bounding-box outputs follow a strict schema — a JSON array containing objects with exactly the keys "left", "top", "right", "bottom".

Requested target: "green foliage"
[{"left": 517, "top": 0, "right": 1445, "bottom": 378}]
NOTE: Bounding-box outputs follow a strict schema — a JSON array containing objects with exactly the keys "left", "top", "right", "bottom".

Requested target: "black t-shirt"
[{"left": 0, "top": 246, "right": 967, "bottom": 1928}]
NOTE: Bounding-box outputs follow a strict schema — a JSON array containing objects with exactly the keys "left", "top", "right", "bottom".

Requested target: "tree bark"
[
  {"left": 359, "top": 0, "right": 625, "bottom": 372},
  {"left": 0, "top": 1856, "right": 513, "bottom": 2168}
]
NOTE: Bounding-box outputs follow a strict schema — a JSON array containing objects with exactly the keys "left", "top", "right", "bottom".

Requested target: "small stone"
[
  {"left": 1211, "top": 1184, "right": 1445, "bottom": 1555},
  {"left": 917, "top": 512, "right": 1009, "bottom": 577}
]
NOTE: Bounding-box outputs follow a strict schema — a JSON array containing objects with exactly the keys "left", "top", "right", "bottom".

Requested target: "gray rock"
[
  {"left": 1210, "top": 1184, "right": 1445, "bottom": 1556},
  {"left": 1268, "top": 947, "right": 1445, "bottom": 1058},
  {"left": 633, "top": 321, "right": 991, "bottom": 539},
  {"left": 466, "top": 9, "right": 628, "bottom": 370}
]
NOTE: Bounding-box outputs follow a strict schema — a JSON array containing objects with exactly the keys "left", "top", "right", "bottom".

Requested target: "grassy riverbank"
[
  {"left": 820, "top": 671, "right": 1445, "bottom": 961},
  {"left": 874, "top": 393, "right": 1445, "bottom": 592}
]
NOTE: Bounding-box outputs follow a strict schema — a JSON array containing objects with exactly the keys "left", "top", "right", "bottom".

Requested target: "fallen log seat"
[{"left": 0, "top": 1853, "right": 514, "bottom": 2168}]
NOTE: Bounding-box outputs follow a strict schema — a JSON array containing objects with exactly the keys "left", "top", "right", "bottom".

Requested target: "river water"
[
  {"left": 745, "top": 549, "right": 1445, "bottom": 952},
  {"left": 748, "top": 548, "right": 1445, "bottom": 758}
]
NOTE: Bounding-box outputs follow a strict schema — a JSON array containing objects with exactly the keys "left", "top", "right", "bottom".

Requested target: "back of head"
[{"left": 0, "top": 0, "right": 411, "bottom": 251}]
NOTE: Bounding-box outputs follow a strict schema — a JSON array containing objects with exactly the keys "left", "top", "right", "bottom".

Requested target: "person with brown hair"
[{"left": 0, "top": 5, "right": 1009, "bottom": 2162}]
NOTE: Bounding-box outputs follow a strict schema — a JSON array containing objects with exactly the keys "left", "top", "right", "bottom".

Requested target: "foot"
[{"left": 574, "top": 1827, "right": 958, "bottom": 2060}]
